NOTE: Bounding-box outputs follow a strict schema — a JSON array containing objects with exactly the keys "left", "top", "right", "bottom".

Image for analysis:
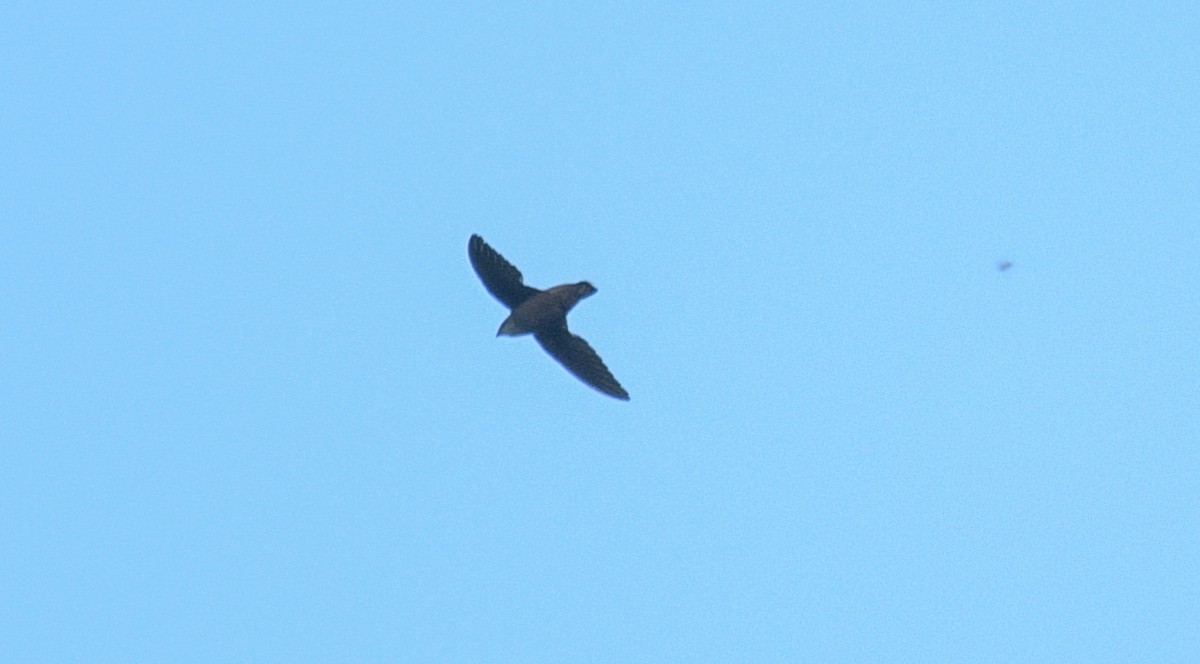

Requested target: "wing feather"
[
  {"left": 535, "top": 327, "right": 630, "bottom": 400},
  {"left": 468, "top": 235, "right": 540, "bottom": 309}
]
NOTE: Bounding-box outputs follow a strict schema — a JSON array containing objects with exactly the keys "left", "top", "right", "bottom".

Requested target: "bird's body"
[
  {"left": 468, "top": 235, "right": 629, "bottom": 400},
  {"left": 497, "top": 283, "right": 595, "bottom": 336}
]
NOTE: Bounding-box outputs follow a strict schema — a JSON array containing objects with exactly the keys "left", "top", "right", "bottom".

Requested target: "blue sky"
[{"left": 3, "top": 2, "right": 1198, "bottom": 661}]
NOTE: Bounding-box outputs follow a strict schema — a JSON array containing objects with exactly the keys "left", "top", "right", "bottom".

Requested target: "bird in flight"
[{"left": 468, "top": 234, "right": 629, "bottom": 400}]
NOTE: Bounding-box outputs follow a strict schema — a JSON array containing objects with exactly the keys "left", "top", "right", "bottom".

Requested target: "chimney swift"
[{"left": 468, "top": 234, "right": 630, "bottom": 400}]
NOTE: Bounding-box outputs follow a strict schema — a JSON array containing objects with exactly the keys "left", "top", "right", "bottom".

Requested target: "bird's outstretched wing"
[
  {"left": 468, "top": 235, "right": 540, "bottom": 309},
  {"left": 535, "top": 325, "right": 630, "bottom": 400}
]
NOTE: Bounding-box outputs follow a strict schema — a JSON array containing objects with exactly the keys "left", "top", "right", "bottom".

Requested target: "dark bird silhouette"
[{"left": 468, "top": 234, "right": 629, "bottom": 400}]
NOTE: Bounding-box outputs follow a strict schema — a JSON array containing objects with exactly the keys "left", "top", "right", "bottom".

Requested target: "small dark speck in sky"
[{"left": 997, "top": 260, "right": 1013, "bottom": 271}]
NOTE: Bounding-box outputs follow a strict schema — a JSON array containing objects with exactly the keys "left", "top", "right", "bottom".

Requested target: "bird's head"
[{"left": 574, "top": 281, "right": 597, "bottom": 298}]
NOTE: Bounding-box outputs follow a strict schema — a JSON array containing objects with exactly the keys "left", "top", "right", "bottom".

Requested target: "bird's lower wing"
[{"left": 535, "top": 328, "right": 629, "bottom": 400}]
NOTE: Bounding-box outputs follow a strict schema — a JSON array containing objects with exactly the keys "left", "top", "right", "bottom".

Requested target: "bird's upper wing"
[
  {"left": 468, "top": 235, "right": 540, "bottom": 309},
  {"left": 535, "top": 325, "right": 629, "bottom": 400}
]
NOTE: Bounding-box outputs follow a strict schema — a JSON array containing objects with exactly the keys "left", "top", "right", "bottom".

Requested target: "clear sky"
[{"left": 4, "top": 2, "right": 1198, "bottom": 661}]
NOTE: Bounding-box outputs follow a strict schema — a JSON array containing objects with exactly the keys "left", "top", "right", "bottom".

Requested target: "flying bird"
[{"left": 468, "top": 234, "right": 629, "bottom": 400}]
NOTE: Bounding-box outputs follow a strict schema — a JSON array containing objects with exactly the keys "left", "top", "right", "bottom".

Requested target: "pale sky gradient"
[{"left": 4, "top": 3, "right": 1198, "bottom": 661}]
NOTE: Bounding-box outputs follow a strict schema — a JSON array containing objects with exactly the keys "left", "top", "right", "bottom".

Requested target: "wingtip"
[
  {"left": 592, "top": 384, "right": 630, "bottom": 401},
  {"left": 600, "top": 382, "right": 631, "bottom": 401}
]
